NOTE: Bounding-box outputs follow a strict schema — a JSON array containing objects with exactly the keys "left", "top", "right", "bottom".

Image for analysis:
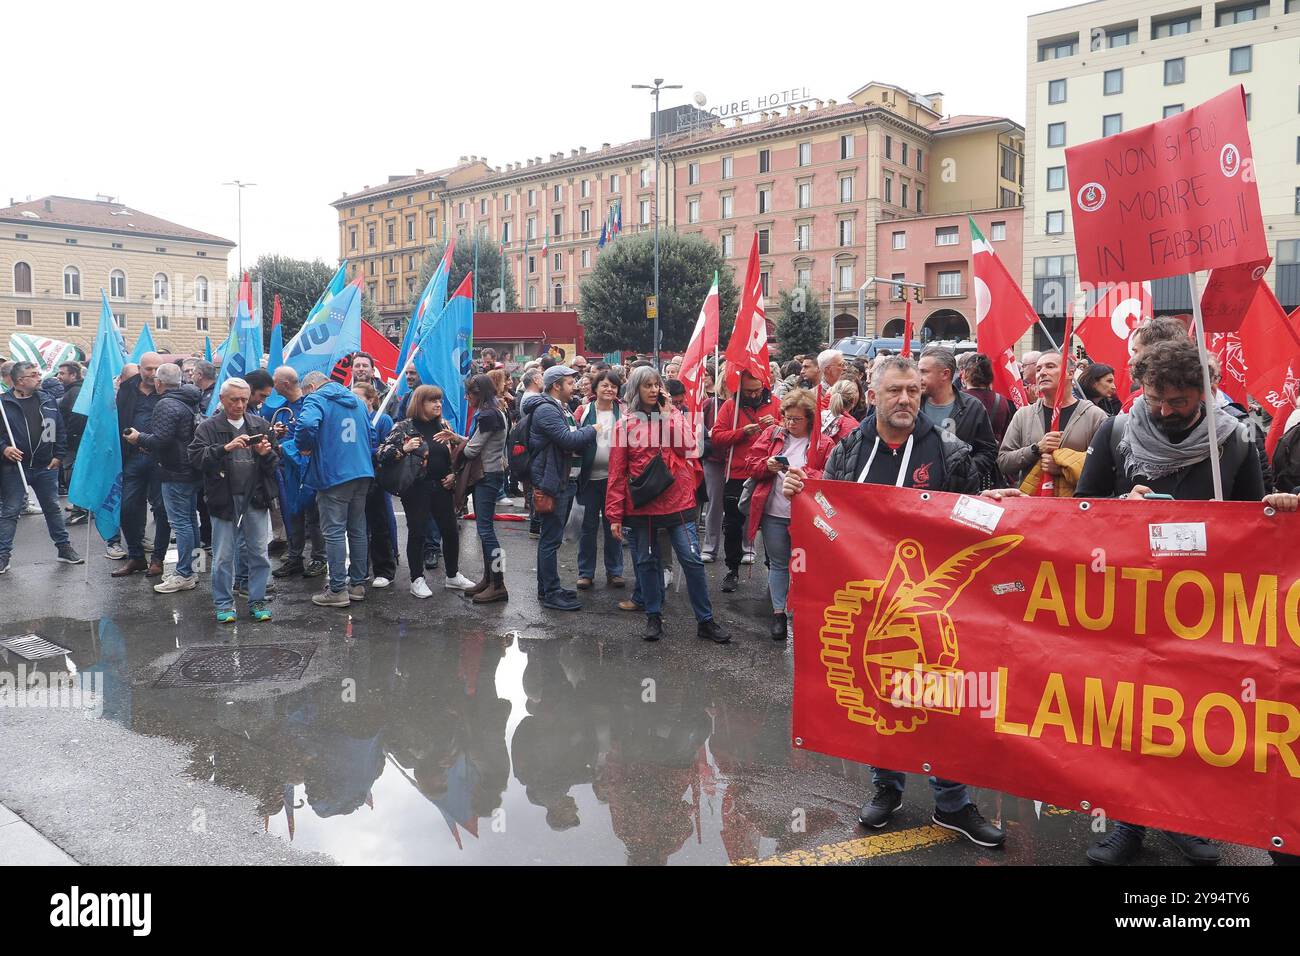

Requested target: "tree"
[
  {"left": 411, "top": 238, "right": 518, "bottom": 316},
  {"left": 773, "top": 286, "right": 827, "bottom": 360},
  {"left": 248, "top": 255, "right": 340, "bottom": 340},
  {"left": 578, "top": 233, "right": 739, "bottom": 355}
]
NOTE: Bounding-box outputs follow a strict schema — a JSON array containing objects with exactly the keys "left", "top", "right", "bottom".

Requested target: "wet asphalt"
[{"left": 0, "top": 505, "right": 1274, "bottom": 866}]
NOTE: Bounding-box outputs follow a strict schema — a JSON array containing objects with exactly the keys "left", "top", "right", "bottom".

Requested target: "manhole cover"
[
  {"left": 0, "top": 634, "right": 71, "bottom": 661},
  {"left": 155, "top": 643, "right": 317, "bottom": 688}
]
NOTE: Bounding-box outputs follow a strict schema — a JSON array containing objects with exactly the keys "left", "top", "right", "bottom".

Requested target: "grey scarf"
[{"left": 1118, "top": 397, "right": 1242, "bottom": 482}]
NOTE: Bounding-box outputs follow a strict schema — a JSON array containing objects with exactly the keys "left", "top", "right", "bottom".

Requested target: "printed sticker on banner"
[
  {"left": 812, "top": 515, "right": 838, "bottom": 541},
  {"left": 813, "top": 490, "right": 837, "bottom": 518},
  {"left": 992, "top": 581, "right": 1025, "bottom": 596},
  {"left": 1149, "top": 522, "right": 1207, "bottom": 558},
  {"left": 949, "top": 495, "right": 1004, "bottom": 534}
]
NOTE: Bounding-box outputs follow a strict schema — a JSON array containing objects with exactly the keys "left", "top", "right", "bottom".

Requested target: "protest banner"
[
  {"left": 1200, "top": 257, "right": 1272, "bottom": 333},
  {"left": 791, "top": 482, "right": 1300, "bottom": 852}
]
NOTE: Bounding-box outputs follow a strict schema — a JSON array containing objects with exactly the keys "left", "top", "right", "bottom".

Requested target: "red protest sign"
[
  {"left": 1066, "top": 86, "right": 1266, "bottom": 286},
  {"left": 790, "top": 483, "right": 1300, "bottom": 852},
  {"left": 1200, "top": 257, "right": 1271, "bottom": 333}
]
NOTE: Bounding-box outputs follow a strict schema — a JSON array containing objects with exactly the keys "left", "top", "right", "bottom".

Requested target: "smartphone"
[
  {"left": 774, "top": 455, "right": 790, "bottom": 471},
  {"left": 1143, "top": 492, "right": 1174, "bottom": 500}
]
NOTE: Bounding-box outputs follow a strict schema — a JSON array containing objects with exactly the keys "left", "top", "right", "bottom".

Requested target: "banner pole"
[
  {"left": 0, "top": 398, "right": 31, "bottom": 497},
  {"left": 1035, "top": 319, "right": 1061, "bottom": 353},
  {"left": 1188, "top": 270, "right": 1224, "bottom": 502},
  {"left": 373, "top": 344, "right": 420, "bottom": 427}
]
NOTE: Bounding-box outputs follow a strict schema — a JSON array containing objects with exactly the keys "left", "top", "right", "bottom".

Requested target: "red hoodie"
[{"left": 710, "top": 392, "right": 782, "bottom": 481}]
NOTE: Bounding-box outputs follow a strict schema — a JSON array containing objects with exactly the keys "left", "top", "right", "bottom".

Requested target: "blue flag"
[
  {"left": 261, "top": 319, "right": 287, "bottom": 410},
  {"left": 204, "top": 336, "right": 213, "bottom": 362},
  {"left": 279, "top": 262, "right": 348, "bottom": 362},
  {"left": 396, "top": 243, "right": 455, "bottom": 397},
  {"left": 129, "top": 323, "right": 157, "bottom": 363},
  {"left": 73, "top": 293, "right": 127, "bottom": 417},
  {"left": 413, "top": 273, "right": 474, "bottom": 434},
  {"left": 284, "top": 281, "right": 363, "bottom": 384},
  {"left": 207, "top": 300, "right": 263, "bottom": 415},
  {"left": 69, "top": 300, "right": 125, "bottom": 541}
]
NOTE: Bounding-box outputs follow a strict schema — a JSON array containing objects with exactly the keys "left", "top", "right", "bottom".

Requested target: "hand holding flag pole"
[{"left": 1037, "top": 312, "right": 1075, "bottom": 497}]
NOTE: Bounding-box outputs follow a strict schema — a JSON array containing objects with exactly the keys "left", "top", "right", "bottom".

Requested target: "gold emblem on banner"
[{"left": 818, "top": 535, "right": 1022, "bottom": 734}]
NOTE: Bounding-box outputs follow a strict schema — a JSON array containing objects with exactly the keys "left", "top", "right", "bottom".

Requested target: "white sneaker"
[
  {"left": 445, "top": 573, "right": 476, "bottom": 590},
  {"left": 410, "top": 577, "right": 433, "bottom": 598},
  {"left": 701, "top": 551, "right": 715, "bottom": 564},
  {"left": 663, "top": 569, "right": 675, "bottom": 588},
  {"left": 372, "top": 576, "right": 392, "bottom": 589},
  {"left": 154, "top": 573, "right": 197, "bottom": 593},
  {"left": 740, "top": 552, "right": 756, "bottom": 565},
  {"left": 105, "top": 544, "right": 129, "bottom": 560}
]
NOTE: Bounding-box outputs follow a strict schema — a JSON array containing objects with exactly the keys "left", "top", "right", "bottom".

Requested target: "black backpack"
[{"left": 508, "top": 409, "right": 536, "bottom": 484}]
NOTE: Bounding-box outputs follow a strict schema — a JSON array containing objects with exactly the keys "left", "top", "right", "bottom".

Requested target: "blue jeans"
[
  {"left": 160, "top": 481, "right": 200, "bottom": 578},
  {"left": 761, "top": 514, "right": 791, "bottom": 613},
  {"left": 871, "top": 768, "right": 971, "bottom": 814},
  {"left": 283, "top": 497, "right": 323, "bottom": 561},
  {"left": 316, "top": 477, "right": 370, "bottom": 592},
  {"left": 211, "top": 498, "right": 271, "bottom": 610},
  {"left": 536, "top": 479, "right": 576, "bottom": 597},
  {"left": 630, "top": 519, "right": 713, "bottom": 621},
  {"left": 121, "top": 453, "right": 169, "bottom": 561},
  {"left": 473, "top": 471, "right": 505, "bottom": 574},
  {"left": 577, "top": 477, "right": 622, "bottom": 580},
  {"left": 0, "top": 465, "right": 69, "bottom": 558}
]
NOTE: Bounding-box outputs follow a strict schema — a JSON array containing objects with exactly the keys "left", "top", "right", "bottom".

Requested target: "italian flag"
[
  {"left": 680, "top": 271, "right": 720, "bottom": 416},
  {"left": 970, "top": 217, "right": 1033, "bottom": 407}
]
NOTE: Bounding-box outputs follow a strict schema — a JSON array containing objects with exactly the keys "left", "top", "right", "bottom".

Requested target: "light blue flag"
[
  {"left": 68, "top": 303, "right": 125, "bottom": 541},
  {"left": 284, "top": 281, "right": 363, "bottom": 384},
  {"left": 204, "top": 336, "right": 213, "bottom": 362},
  {"left": 73, "top": 293, "right": 127, "bottom": 417},
  {"left": 413, "top": 274, "right": 474, "bottom": 435},
  {"left": 279, "top": 262, "right": 348, "bottom": 361},
  {"left": 395, "top": 242, "right": 455, "bottom": 397},
  {"left": 207, "top": 300, "right": 263, "bottom": 415},
  {"left": 128, "top": 323, "right": 157, "bottom": 363},
  {"left": 261, "top": 319, "right": 287, "bottom": 411}
]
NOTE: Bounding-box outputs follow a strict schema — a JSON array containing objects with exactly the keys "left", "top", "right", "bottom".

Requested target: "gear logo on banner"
[{"left": 816, "top": 535, "right": 1022, "bottom": 735}]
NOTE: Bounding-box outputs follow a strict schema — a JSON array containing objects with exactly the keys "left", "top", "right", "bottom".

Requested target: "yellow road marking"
[{"left": 734, "top": 824, "right": 959, "bottom": 866}]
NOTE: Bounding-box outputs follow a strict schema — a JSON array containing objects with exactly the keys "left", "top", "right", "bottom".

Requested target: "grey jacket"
[{"left": 997, "top": 397, "right": 1108, "bottom": 485}]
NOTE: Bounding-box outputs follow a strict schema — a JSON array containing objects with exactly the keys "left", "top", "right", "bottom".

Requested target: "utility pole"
[
  {"left": 222, "top": 180, "right": 257, "bottom": 276},
  {"left": 633, "top": 78, "right": 682, "bottom": 368}
]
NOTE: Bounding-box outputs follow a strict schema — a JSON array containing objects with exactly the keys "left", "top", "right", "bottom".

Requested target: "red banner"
[
  {"left": 1066, "top": 86, "right": 1266, "bottom": 286},
  {"left": 1201, "top": 258, "right": 1272, "bottom": 333},
  {"left": 791, "top": 482, "right": 1300, "bottom": 852}
]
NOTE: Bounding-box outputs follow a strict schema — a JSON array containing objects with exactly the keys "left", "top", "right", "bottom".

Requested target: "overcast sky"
[{"left": 3, "top": 0, "right": 1061, "bottom": 273}]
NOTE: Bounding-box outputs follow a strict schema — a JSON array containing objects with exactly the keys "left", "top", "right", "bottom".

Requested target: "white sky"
[{"left": 2, "top": 0, "right": 1062, "bottom": 273}]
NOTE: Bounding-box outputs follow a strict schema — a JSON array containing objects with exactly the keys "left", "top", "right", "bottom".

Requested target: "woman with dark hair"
[
  {"left": 959, "top": 352, "right": 1014, "bottom": 445},
  {"left": 1077, "top": 362, "right": 1121, "bottom": 416},
  {"left": 461, "top": 373, "right": 511, "bottom": 603},
  {"left": 575, "top": 368, "right": 624, "bottom": 590},
  {"left": 377, "top": 384, "right": 476, "bottom": 598}
]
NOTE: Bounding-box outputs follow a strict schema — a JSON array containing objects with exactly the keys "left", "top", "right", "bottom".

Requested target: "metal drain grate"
[
  {"left": 155, "top": 643, "right": 317, "bottom": 688},
  {"left": 0, "top": 634, "right": 72, "bottom": 661}
]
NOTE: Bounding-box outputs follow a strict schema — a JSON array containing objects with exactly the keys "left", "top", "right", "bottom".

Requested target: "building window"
[
  {"left": 937, "top": 271, "right": 962, "bottom": 297},
  {"left": 387, "top": 221, "right": 395, "bottom": 244},
  {"left": 349, "top": 227, "right": 357, "bottom": 251},
  {"left": 65, "top": 311, "right": 80, "bottom": 328},
  {"left": 1100, "top": 24, "right": 1137, "bottom": 48},
  {"left": 721, "top": 194, "right": 733, "bottom": 219},
  {"left": 885, "top": 135, "right": 893, "bottom": 159},
  {"left": 1153, "top": 11, "right": 1200, "bottom": 37},
  {"left": 527, "top": 217, "right": 536, "bottom": 240},
  {"left": 757, "top": 187, "right": 772, "bottom": 213},
  {"left": 479, "top": 199, "right": 487, "bottom": 215},
  {"left": 368, "top": 226, "right": 376, "bottom": 247},
  {"left": 502, "top": 221, "right": 512, "bottom": 244},
  {"left": 1048, "top": 78, "right": 1067, "bottom": 105},
  {"left": 1229, "top": 46, "right": 1252, "bottom": 75},
  {"left": 839, "top": 176, "right": 853, "bottom": 202},
  {"left": 760, "top": 272, "right": 770, "bottom": 298},
  {"left": 916, "top": 148, "right": 923, "bottom": 172},
  {"left": 688, "top": 162, "right": 700, "bottom": 185},
  {"left": 1047, "top": 166, "right": 1065, "bottom": 191},
  {"left": 688, "top": 198, "right": 700, "bottom": 223},
  {"left": 721, "top": 233, "right": 734, "bottom": 257},
  {"left": 153, "top": 273, "right": 168, "bottom": 299},
  {"left": 1103, "top": 114, "right": 1123, "bottom": 136},
  {"left": 796, "top": 223, "right": 811, "bottom": 251},
  {"left": 901, "top": 143, "right": 909, "bottom": 166},
  {"left": 458, "top": 202, "right": 466, "bottom": 218},
  {"left": 552, "top": 284, "right": 562, "bottom": 308},
  {"left": 1038, "top": 36, "right": 1077, "bottom": 61},
  {"left": 527, "top": 285, "right": 537, "bottom": 308},
  {"left": 840, "top": 134, "right": 854, "bottom": 159},
  {"left": 13, "top": 261, "right": 32, "bottom": 294},
  {"left": 884, "top": 176, "right": 892, "bottom": 204},
  {"left": 195, "top": 315, "right": 208, "bottom": 332},
  {"left": 837, "top": 263, "right": 854, "bottom": 291},
  {"left": 639, "top": 168, "right": 651, "bottom": 188},
  {"left": 552, "top": 212, "right": 562, "bottom": 236},
  {"left": 609, "top": 174, "right": 620, "bottom": 192},
  {"left": 553, "top": 252, "right": 561, "bottom": 272},
  {"left": 553, "top": 184, "right": 563, "bottom": 202},
  {"left": 1047, "top": 122, "right": 1066, "bottom": 147},
  {"left": 1279, "top": 239, "right": 1300, "bottom": 263},
  {"left": 639, "top": 199, "right": 651, "bottom": 224},
  {"left": 581, "top": 180, "right": 590, "bottom": 198},
  {"left": 1216, "top": 2, "right": 1267, "bottom": 27},
  {"left": 1046, "top": 210, "right": 1065, "bottom": 234},
  {"left": 1165, "top": 58, "right": 1185, "bottom": 85},
  {"left": 528, "top": 189, "right": 536, "bottom": 207},
  {"left": 758, "top": 228, "right": 770, "bottom": 255},
  {"left": 759, "top": 149, "right": 771, "bottom": 173},
  {"left": 580, "top": 208, "right": 590, "bottom": 233},
  {"left": 916, "top": 188, "right": 923, "bottom": 214},
  {"left": 892, "top": 231, "right": 906, "bottom": 250},
  {"left": 528, "top": 256, "right": 536, "bottom": 275},
  {"left": 798, "top": 143, "right": 812, "bottom": 167},
  {"left": 935, "top": 226, "right": 959, "bottom": 246},
  {"left": 1104, "top": 69, "right": 1123, "bottom": 95},
  {"left": 386, "top": 280, "right": 397, "bottom": 304},
  {"left": 722, "top": 156, "right": 733, "bottom": 179},
  {"left": 15, "top": 309, "right": 32, "bottom": 327},
  {"left": 838, "top": 219, "right": 854, "bottom": 246},
  {"left": 113, "top": 312, "right": 126, "bottom": 330},
  {"left": 991, "top": 221, "right": 1007, "bottom": 241},
  {"left": 194, "top": 276, "right": 208, "bottom": 306},
  {"left": 1164, "top": 104, "right": 1185, "bottom": 118},
  {"left": 63, "top": 266, "right": 81, "bottom": 297},
  {"left": 1000, "top": 188, "right": 1019, "bottom": 208},
  {"left": 503, "top": 195, "right": 512, "bottom": 213},
  {"left": 796, "top": 265, "right": 811, "bottom": 287},
  {"left": 798, "top": 183, "right": 811, "bottom": 208},
  {"left": 901, "top": 183, "right": 909, "bottom": 209},
  {"left": 407, "top": 217, "right": 415, "bottom": 240},
  {"left": 155, "top": 314, "right": 169, "bottom": 331},
  {"left": 581, "top": 248, "right": 591, "bottom": 268}
]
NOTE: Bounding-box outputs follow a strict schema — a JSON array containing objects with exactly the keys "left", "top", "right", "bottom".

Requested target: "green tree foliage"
[
  {"left": 248, "top": 256, "right": 341, "bottom": 340},
  {"left": 578, "top": 233, "right": 739, "bottom": 354},
  {"left": 411, "top": 239, "right": 518, "bottom": 317},
  {"left": 773, "top": 286, "right": 827, "bottom": 360}
]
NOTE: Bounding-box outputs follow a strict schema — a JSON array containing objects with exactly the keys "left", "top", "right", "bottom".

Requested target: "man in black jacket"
[
  {"left": 56, "top": 361, "right": 85, "bottom": 513},
  {"left": 124, "top": 363, "right": 204, "bottom": 592},
  {"left": 781, "top": 357, "right": 1004, "bottom": 848},
  {"left": 112, "top": 351, "right": 170, "bottom": 577},
  {"left": 918, "top": 346, "right": 999, "bottom": 487}
]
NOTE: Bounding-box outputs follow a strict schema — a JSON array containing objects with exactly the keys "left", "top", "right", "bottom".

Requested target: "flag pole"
[
  {"left": 373, "top": 344, "right": 421, "bottom": 426},
  {"left": 1035, "top": 319, "right": 1061, "bottom": 353},
  {"left": 1188, "top": 270, "right": 1224, "bottom": 502},
  {"left": 0, "top": 401, "right": 31, "bottom": 497},
  {"left": 85, "top": 519, "right": 91, "bottom": 585}
]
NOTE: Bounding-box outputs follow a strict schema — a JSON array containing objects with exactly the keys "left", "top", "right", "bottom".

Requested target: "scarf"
[{"left": 1119, "top": 397, "right": 1241, "bottom": 482}]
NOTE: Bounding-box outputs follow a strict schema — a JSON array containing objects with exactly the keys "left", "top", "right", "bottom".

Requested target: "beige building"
[
  {"left": 1025, "top": 0, "right": 1300, "bottom": 348},
  {"left": 0, "top": 195, "right": 233, "bottom": 358}
]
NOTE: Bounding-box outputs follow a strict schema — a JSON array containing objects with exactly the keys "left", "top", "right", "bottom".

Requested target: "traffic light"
[{"left": 912, "top": 286, "right": 924, "bottom": 304}]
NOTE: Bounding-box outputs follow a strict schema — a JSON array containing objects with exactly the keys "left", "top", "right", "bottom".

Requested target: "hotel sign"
[{"left": 708, "top": 87, "right": 815, "bottom": 119}]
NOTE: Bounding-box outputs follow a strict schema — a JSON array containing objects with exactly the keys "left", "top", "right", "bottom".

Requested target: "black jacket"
[
  {"left": 1222, "top": 402, "right": 1274, "bottom": 494},
  {"left": 137, "top": 384, "right": 202, "bottom": 483},
  {"left": 920, "top": 389, "right": 999, "bottom": 488},
  {"left": 0, "top": 388, "right": 67, "bottom": 470},
  {"left": 186, "top": 412, "right": 280, "bottom": 521},
  {"left": 115, "top": 373, "right": 152, "bottom": 462},
  {"left": 57, "top": 380, "right": 85, "bottom": 454},
  {"left": 823, "top": 412, "right": 981, "bottom": 494}
]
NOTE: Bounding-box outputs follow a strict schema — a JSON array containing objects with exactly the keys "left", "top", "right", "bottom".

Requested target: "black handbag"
[
  {"left": 378, "top": 450, "right": 422, "bottom": 496},
  {"left": 629, "top": 452, "right": 675, "bottom": 508}
]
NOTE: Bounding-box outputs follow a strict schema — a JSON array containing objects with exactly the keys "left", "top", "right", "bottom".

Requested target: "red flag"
[
  {"left": 1238, "top": 284, "right": 1300, "bottom": 408},
  {"left": 238, "top": 271, "right": 254, "bottom": 314},
  {"left": 1208, "top": 332, "right": 1249, "bottom": 407},
  {"left": 272, "top": 294, "right": 282, "bottom": 328},
  {"left": 971, "top": 219, "right": 1035, "bottom": 404},
  {"left": 680, "top": 272, "right": 719, "bottom": 416},
  {"left": 723, "top": 235, "right": 770, "bottom": 392},
  {"left": 1200, "top": 257, "right": 1272, "bottom": 332},
  {"left": 1075, "top": 281, "right": 1151, "bottom": 401},
  {"left": 992, "top": 349, "right": 1028, "bottom": 408},
  {"left": 1066, "top": 86, "right": 1266, "bottom": 285},
  {"left": 901, "top": 300, "right": 914, "bottom": 359}
]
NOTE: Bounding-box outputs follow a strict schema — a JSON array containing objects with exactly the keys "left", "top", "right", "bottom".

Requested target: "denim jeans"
[
  {"left": 283, "top": 497, "right": 323, "bottom": 561},
  {"left": 160, "top": 480, "right": 200, "bottom": 578},
  {"left": 577, "top": 477, "right": 622, "bottom": 580},
  {"left": 211, "top": 498, "right": 271, "bottom": 611},
  {"left": 536, "top": 479, "right": 576, "bottom": 597},
  {"left": 871, "top": 768, "right": 971, "bottom": 814},
  {"left": 121, "top": 453, "right": 169, "bottom": 562},
  {"left": 630, "top": 519, "right": 713, "bottom": 621},
  {"left": 0, "top": 465, "right": 69, "bottom": 558},
  {"left": 473, "top": 471, "right": 505, "bottom": 575},
  {"left": 760, "top": 514, "right": 792, "bottom": 613},
  {"left": 316, "top": 477, "right": 370, "bottom": 592}
]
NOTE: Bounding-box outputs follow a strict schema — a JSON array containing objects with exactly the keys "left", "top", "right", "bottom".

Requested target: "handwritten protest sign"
[
  {"left": 1200, "top": 257, "right": 1272, "bottom": 333},
  {"left": 1066, "top": 86, "right": 1265, "bottom": 286}
]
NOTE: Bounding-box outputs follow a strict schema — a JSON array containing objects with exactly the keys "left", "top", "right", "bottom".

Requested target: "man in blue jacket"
[{"left": 296, "top": 370, "right": 375, "bottom": 608}]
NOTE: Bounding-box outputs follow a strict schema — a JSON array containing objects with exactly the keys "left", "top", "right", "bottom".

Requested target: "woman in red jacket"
[
  {"left": 743, "top": 388, "right": 834, "bottom": 640},
  {"left": 607, "top": 365, "right": 729, "bottom": 645}
]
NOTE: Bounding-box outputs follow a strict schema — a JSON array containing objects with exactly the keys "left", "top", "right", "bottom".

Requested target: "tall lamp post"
[
  {"left": 633, "top": 78, "right": 681, "bottom": 369},
  {"left": 222, "top": 179, "right": 257, "bottom": 276}
]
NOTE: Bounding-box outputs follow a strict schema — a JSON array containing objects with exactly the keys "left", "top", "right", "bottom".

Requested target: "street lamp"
[
  {"left": 632, "top": 78, "right": 681, "bottom": 369},
  {"left": 222, "top": 179, "right": 257, "bottom": 276}
]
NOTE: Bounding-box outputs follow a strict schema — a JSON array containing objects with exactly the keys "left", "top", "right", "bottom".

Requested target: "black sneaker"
[
  {"left": 303, "top": 558, "right": 327, "bottom": 578},
  {"left": 643, "top": 613, "right": 663, "bottom": 641},
  {"left": 1087, "top": 824, "right": 1144, "bottom": 865},
  {"left": 770, "top": 612, "right": 788, "bottom": 641},
  {"left": 720, "top": 570, "right": 739, "bottom": 593},
  {"left": 56, "top": 545, "right": 84, "bottom": 565},
  {"left": 273, "top": 558, "right": 305, "bottom": 579},
  {"left": 696, "top": 619, "right": 730, "bottom": 644},
  {"left": 1161, "top": 831, "right": 1220, "bottom": 865},
  {"left": 0, "top": 555, "right": 9, "bottom": 575},
  {"left": 932, "top": 804, "right": 1005, "bottom": 847},
  {"left": 424, "top": 551, "right": 441, "bottom": 571},
  {"left": 65, "top": 508, "right": 89, "bottom": 526},
  {"left": 858, "top": 785, "right": 904, "bottom": 828}
]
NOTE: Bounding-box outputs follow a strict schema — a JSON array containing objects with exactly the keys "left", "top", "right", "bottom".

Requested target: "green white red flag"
[
  {"left": 680, "top": 271, "right": 719, "bottom": 415},
  {"left": 970, "top": 218, "right": 1032, "bottom": 406}
]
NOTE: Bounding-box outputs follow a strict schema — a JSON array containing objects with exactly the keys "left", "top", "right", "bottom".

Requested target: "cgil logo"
[
  {"left": 1076, "top": 182, "right": 1106, "bottom": 213},
  {"left": 1220, "top": 143, "right": 1240, "bottom": 177},
  {"left": 49, "top": 886, "right": 151, "bottom": 937}
]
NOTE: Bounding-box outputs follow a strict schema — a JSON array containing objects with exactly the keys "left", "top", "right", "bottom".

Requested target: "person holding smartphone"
[{"left": 741, "top": 389, "right": 834, "bottom": 640}]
